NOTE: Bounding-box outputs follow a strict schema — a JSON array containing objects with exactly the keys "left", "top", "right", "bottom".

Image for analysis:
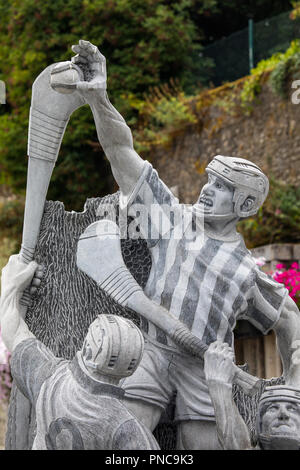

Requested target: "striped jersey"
[{"left": 120, "top": 161, "right": 288, "bottom": 350}]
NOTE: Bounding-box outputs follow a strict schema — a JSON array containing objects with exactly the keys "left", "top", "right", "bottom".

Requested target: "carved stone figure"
[
  {"left": 60, "top": 40, "right": 300, "bottom": 450},
  {"left": 76, "top": 219, "right": 259, "bottom": 394},
  {"left": 4, "top": 39, "right": 300, "bottom": 450},
  {"left": 204, "top": 341, "right": 300, "bottom": 450},
  {"left": 0, "top": 255, "right": 160, "bottom": 450}
]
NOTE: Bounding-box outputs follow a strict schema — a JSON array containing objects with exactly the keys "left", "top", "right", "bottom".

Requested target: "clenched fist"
[{"left": 204, "top": 340, "right": 236, "bottom": 385}]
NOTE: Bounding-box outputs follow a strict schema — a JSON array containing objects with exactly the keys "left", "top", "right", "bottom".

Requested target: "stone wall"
[
  {"left": 149, "top": 83, "right": 300, "bottom": 204},
  {"left": 252, "top": 243, "right": 300, "bottom": 271},
  {"left": 235, "top": 243, "right": 300, "bottom": 379}
]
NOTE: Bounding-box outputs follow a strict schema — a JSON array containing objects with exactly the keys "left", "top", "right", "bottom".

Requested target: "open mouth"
[{"left": 198, "top": 196, "right": 213, "bottom": 207}]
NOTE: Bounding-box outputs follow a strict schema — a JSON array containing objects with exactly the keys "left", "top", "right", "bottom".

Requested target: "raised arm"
[
  {"left": 71, "top": 40, "right": 145, "bottom": 198},
  {"left": 204, "top": 341, "right": 252, "bottom": 450},
  {"left": 0, "top": 255, "right": 39, "bottom": 352}
]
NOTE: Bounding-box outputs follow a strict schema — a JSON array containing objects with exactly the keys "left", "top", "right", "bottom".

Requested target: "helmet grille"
[{"left": 108, "top": 354, "right": 119, "bottom": 368}]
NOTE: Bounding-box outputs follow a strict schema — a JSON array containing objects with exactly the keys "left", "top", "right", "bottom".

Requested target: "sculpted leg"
[
  {"left": 122, "top": 398, "right": 163, "bottom": 432},
  {"left": 176, "top": 420, "right": 221, "bottom": 450}
]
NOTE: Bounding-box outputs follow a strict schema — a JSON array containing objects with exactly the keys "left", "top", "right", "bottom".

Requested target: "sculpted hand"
[
  {"left": 204, "top": 340, "right": 236, "bottom": 385},
  {"left": 1, "top": 255, "right": 37, "bottom": 297},
  {"left": 71, "top": 40, "right": 107, "bottom": 101},
  {"left": 29, "top": 264, "right": 44, "bottom": 296},
  {"left": 0, "top": 255, "right": 38, "bottom": 320}
]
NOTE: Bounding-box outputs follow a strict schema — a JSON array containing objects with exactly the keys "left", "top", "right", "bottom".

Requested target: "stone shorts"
[{"left": 120, "top": 336, "right": 215, "bottom": 422}]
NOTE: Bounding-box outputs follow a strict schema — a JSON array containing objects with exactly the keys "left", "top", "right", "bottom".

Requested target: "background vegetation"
[{"left": 0, "top": 0, "right": 300, "bottom": 264}]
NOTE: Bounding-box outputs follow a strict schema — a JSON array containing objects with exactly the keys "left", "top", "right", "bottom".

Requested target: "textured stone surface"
[{"left": 6, "top": 193, "right": 152, "bottom": 449}]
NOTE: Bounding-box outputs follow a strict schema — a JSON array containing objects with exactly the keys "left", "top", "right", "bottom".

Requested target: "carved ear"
[{"left": 240, "top": 197, "right": 255, "bottom": 213}]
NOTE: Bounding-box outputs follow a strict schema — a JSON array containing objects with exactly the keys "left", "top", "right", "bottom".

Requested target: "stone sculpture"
[
  {"left": 0, "top": 255, "right": 160, "bottom": 450},
  {"left": 204, "top": 341, "right": 300, "bottom": 450},
  {"left": 63, "top": 40, "right": 300, "bottom": 450},
  {"left": 76, "top": 219, "right": 260, "bottom": 394},
  {"left": 3, "top": 39, "right": 300, "bottom": 450}
]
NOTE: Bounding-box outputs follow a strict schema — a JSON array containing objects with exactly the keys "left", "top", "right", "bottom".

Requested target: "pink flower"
[
  {"left": 272, "top": 264, "right": 300, "bottom": 309},
  {"left": 255, "top": 256, "right": 266, "bottom": 267}
]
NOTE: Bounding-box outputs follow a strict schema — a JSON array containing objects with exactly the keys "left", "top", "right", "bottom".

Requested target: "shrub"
[
  {"left": 238, "top": 178, "right": 300, "bottom": 249},
  {"left": 240, "top": 40, "right": 300, "bottom": 105}
]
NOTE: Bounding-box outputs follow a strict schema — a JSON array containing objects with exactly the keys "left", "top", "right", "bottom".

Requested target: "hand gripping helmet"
[
  {"left": 206, "top": 155, "right": 269, "bottom": 218},
  {"left": 256, "top": 385, "right": 300, "bottom": 450},
  {"left": 81, "top": 314, "right": 144, "bottom": 380}
]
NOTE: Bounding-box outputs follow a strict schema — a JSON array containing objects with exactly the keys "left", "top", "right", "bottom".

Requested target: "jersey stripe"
[
  {"left": 179, "top": 238, "right": 223, "bottom": 329},
  {"left": 124, "top": 161, "right": 287, "bottom": 350}
]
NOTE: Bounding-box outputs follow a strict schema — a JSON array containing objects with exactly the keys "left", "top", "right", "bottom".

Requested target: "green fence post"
[{"left": 248, "top": 18, "right": 254, "bottom": 72}]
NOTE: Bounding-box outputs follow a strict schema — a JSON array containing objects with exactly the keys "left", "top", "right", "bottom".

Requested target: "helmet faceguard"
[
  {"left": 81, "top": 314, "right": 144, "bottom": 380},
  {"left": 205, "top": 155, "right": 269, "bottom": 218},
  {"left": 256, "top": 385, "right": 300, "bottom": 450}
]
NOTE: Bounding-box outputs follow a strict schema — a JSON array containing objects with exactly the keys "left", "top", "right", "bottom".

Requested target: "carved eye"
[{"left": 267, "top": 404, "right": 279, "bottom": 412}]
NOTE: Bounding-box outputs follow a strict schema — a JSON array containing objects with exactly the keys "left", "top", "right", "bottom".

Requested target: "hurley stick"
[{"left": 77, "top": 220, "right": 262, "bottom": 395}]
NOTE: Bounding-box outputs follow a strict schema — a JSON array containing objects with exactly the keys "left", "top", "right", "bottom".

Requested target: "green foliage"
[
  {"left": 240, "top": 40, "right": 300, "bottom": 105},
  {"left": 238, "top": 178, "right": 300, "bottom": 248},
  {"left": 291, "top": 1, "right": 300, "bottom": 19},
  {"left": 0, "top": 237, "right": 19, "bottom": 272},
  {"left": 128, "top": 82, "right": 197, "bottom": 152},
  {"left": 0, "top": 197, "right": 24, "bottom": 239},
  {"left": 0, "top": 0, "right": 215, "bottom": 209},
  {"left": 0, "top": 197, "right": 23, "bottom": 270}
]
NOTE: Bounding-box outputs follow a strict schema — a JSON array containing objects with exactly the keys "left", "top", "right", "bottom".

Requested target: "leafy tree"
[
  {"left": 0, "top": 0, "right": 294, "bottom": 209},
  {"left": 0, "top": 0, "right": 216, "bottom": 209},
  {"left": 238, "top": 178, "right": 300, "bottom": 248}
]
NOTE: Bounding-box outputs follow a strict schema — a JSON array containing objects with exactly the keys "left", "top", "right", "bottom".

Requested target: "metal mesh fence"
[{"left": 203, "top": 10, "right": 300, "bottom": 86}]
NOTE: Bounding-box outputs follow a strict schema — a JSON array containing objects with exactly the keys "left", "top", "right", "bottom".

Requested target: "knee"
[
  {"left": 123, "top": 398, "right": 162, "bottom": 431},
  {"left": 177, "top": 421, "right": 220, "bottom": 450}
]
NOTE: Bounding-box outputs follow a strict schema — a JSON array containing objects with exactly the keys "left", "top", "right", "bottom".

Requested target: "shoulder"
[
  {"left": 11, "top": 338, "right": 42, "bottom": 369},
  {"left": 11, "top": 338, "right": 62, "bottom": 405}
]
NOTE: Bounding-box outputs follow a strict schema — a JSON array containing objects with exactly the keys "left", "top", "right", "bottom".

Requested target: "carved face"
[
  {"left": 261, "top": 400, "right": 300, "bottom": 437},
  {"left": 198, "top": 173, "right": 235, "bottom": 216}
]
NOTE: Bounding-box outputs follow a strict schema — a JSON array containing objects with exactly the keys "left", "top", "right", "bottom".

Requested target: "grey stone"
[
  {"left": 251, "top": 244, "right": 294, "bottom": 262},
  {"left": 6, "top": 196, "right": 152, "bottom": 449},
  {"left": 66, "top": 40, "right": 300, "bottom": 449},
  {"left": 5, "top": 39, "right": 300, "bottom": 451},
  {"left": 0, "top": 259, "right": 159, "bottom": 450},
  {"left": 293, "top": 244, "right": 300, "bottom": 262}
]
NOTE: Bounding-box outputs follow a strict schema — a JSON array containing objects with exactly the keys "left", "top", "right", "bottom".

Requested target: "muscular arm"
[
  {"left": 88, "top": 90, "right": 144, "bottom": 197},
  {"left": 71, "top": 40, "right": 144, "bottom": 198},
  {"left": 0, "top": 255, "right": 36, "bottom": 352},
  {"left": 273, "top": 295, "right": 300, "bottom": 387},
  {"left": 204, "top": 341, "right": 252, "bottom": 450}
]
